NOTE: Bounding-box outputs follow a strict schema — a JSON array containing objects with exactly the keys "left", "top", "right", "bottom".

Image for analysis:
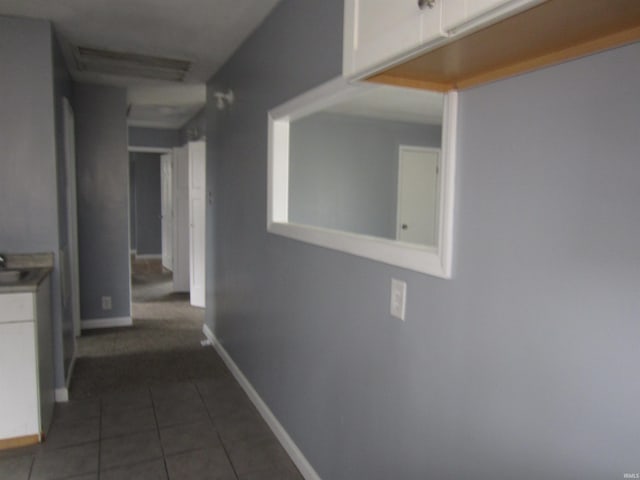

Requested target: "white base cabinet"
[{"left": 0, "top": 276, "right": 54, "bottom": 447}]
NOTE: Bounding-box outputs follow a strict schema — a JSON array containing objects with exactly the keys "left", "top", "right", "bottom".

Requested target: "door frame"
[
  {"left": 172, "top": 145, "right": 191, "bottom": 292},
  {"left": 62, "top": 98, "right": 82, "bottom": 338},
  {"left": 188, "top": 141, "right": 206, "bottom": 308},
  {"left": 160, "top": 153, "right": 174, "bottom": 271}
]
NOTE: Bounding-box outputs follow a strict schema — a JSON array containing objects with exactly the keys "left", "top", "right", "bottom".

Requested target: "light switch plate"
[{"left": 390, "top": 278, "right": 407, "bottom": 321}]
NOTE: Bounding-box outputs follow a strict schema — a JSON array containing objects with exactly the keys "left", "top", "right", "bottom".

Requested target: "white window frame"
[{"left": 267, "top": 76, "right": 457, "bottom": 278}]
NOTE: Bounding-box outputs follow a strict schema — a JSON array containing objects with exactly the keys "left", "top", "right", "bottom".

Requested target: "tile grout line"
[
  {"left": 97, "top": 397, "right": 103, "bottom": 480},
  {"left": 195, "top": 379, "right": 241, "bottom": 480},
  {"left": 27, "top": 451, "right": 35, "bottom": 480},
  {"left": 149, "top": 384, "right": 172, "bottom": 479}
]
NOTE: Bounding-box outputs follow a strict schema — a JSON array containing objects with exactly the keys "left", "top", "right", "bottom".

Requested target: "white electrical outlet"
[
  {"left": 101, "top": 296, "right": 112, "bottom": 311},
  {"left": 390, "top": 279, "right": 407, "bottom": 321}
]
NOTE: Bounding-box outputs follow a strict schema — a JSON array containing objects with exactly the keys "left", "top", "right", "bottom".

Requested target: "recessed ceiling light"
[{"left": 75, "top": 46, "right": 191, "bottom": 82}]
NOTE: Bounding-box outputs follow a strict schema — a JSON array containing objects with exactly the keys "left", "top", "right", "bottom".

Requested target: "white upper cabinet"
[
  {"left": 343, "top": 0, "right": 547, "bottom": 79},
  {"left": 442, "top": 0, "right": 544, "bottom": 35},
  {"left": 343, "top": 0, "right": 447, "bottom": 77}
]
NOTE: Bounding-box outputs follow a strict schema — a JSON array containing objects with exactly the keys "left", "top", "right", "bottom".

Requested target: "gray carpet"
[{"left": 69, "top": 270, "right": 225, "bottom": 399}]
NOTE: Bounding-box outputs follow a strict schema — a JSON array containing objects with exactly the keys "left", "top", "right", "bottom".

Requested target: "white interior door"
[
  {"left": 172, "top": 146, "right": 190, "bottom": 292},
  {"left": 397, "top": 146, "right": 440, "bottom": 246},
  {"left": 62, "top": 98, "right": 82, "bottom": 337},
  {"left": 188, "top": 141, "right": 206, "bottom": 307},
  {"left": 161, "top": 153, "right": 173, "bottom": 271}
]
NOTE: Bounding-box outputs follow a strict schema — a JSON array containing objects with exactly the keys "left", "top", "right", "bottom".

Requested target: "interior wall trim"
[
  {"left": 0, "top": 434, "right": 40, "bottom": 450},
  {"left": 81, "top": 316, "right": 132, "bottom": 330},
  {"left": 57, "top": 346, "right": 77, "bottom": 403},
  {"left": 54, "top": 388, "right": 69, "bottom": 403},
  {"left": 202, "top": 325, "right": 322, "bottom": 480},
  {"left": 134, "top": 254, "right": 162, "bottom": 260},
  {"left": 128, "top": 146, "right": 172, "bottom": 154}
]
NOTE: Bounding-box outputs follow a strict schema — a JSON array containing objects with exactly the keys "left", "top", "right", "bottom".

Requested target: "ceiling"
[
  {"left": 126, "top": 84, "right": 207, "bottom": 129},
  {"left": 326, "top": 85, "right": 444, "bottom": 126},
  {"left": 0, "top": 0, "right": 281, "bottom": 128}
]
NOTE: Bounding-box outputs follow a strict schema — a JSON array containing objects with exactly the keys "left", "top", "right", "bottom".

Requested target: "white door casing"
[
  {"left": 161, "top": 153, "right": 173, "bottom": 271},
  {"left": 188, "top": 141, "right": 206, "bottom": 308},
  {"left": 397, "top": 146, "right": 440, "bottom": 245},
  {"left": 62, "top": 98, "right": 82, "bottom": 338},
  {"left": 172, "top": 146, "right": 190, "bottom": 292}
]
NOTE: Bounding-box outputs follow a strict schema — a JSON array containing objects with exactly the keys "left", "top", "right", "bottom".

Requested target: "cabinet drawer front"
[{"left": 0, "top": 293, "right": 34, "bottom": 323}]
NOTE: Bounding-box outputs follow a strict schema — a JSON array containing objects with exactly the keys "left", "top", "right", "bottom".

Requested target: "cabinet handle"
[{"left": 418, "top": 0, "right": 435, "bottom": 9}]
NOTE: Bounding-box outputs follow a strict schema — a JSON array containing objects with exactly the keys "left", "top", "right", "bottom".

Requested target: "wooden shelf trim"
[{"left": 367, "top": 0, "right": 640, "bottom": 91}]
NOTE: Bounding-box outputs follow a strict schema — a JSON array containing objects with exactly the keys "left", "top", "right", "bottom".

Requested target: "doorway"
[
  {"left": 396, "top": 146, "right": 440, "bottom": 246},
  {"left": 128, "top": 142, "right": 205, "bottom": 309}
]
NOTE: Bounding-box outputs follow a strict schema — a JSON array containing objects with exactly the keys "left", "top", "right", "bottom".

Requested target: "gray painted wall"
[
  {"left": 0, "top": 16, "right": 71, "bottom": 388},
  {"left": 74, "top": 83, "right": 131, "bottom": 321},
  {"left": 206, "top": 1, "right": 640, "bottom": 478},
  {"left": 289, "top": 112, "right": 441, "bottom": 239},
  {"left": 128, "top": 126, "right": 180, "bottom": 149},
  {"left": 130, "top": 152, "right": 162, "bottom": 255},
  {"left": 0, "top": 17, "right": 58, "bottom": 253}
]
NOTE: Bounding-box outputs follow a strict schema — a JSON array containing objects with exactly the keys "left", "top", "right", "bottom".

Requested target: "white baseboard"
[
  {"left": 81, "top": 316, "right": 132, "bottom": 330},
  {"left": 55, "top": 341, "right": 77, "bottom": 403},
  {"left": 134, "top": 254, "right": 162, "bottom": 260},
  {"left": 55, "top": 388, "right": 69, "bottom": 402},
  {"left": 56, "top": 350, "right": 76, "bottom": 402},
  {"left": 202, "top": 324, "right": 321, "bottom": 480}
]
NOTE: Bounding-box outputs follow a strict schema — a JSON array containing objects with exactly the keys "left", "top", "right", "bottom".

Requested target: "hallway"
[
  {"left": 70, "top": 263, "right": 216, "bottom": 398},
  {"left": 0, "top": 263, "right": 302, "bottom": 480}
]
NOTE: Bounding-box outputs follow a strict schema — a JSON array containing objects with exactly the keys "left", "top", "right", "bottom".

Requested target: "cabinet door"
[
  {"left": 443, "top": 0, "right": 544, "bottom": 35},
  {"left": 344, "top": 0, "right": 440, "bottom": 76},
  {"left": 420, "top": 0, "right": 447, "bottom": 46},
  {"left": 0, "top": 322, "right": 39, "bottom": 440}
]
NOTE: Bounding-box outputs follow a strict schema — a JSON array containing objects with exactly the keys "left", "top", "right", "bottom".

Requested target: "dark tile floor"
[
  {"left": 0, "top": 263, "right": 303, "bottom": 479},
  {"left": 0, "top": 379, "right": 302, "bottom": 480}
]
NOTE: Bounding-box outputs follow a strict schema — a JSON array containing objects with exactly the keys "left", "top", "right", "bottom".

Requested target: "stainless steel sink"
[{"left": 0, "top": 270, "right": 28, "bottom": 284}]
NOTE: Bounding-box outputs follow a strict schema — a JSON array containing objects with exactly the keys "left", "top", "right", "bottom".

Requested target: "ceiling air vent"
[{"left": 75, "top": 46, "right": 191, "bottom": 82}]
